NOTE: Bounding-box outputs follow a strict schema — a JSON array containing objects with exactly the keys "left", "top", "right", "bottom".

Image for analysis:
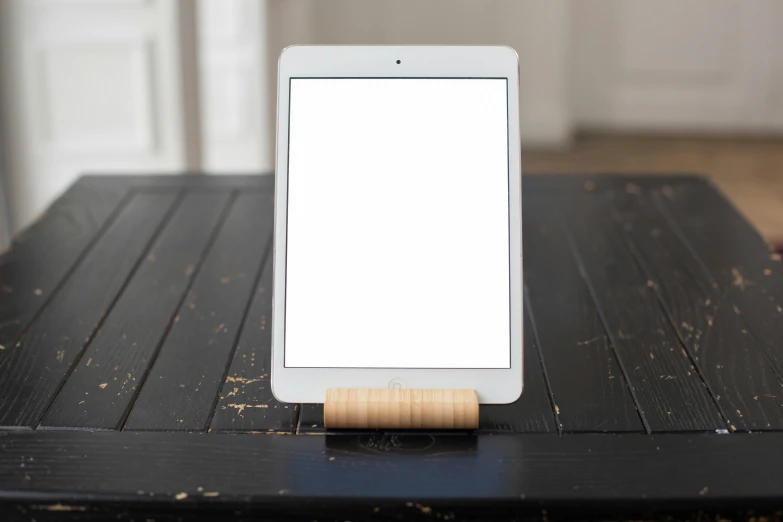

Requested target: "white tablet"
[{"left": 272, "top": 46, "right": 522, "bottom": 404}]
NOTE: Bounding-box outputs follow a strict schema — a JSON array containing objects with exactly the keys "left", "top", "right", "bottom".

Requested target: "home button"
[{"left": 388, "top": 378, "right": 407, "bottom": 390}]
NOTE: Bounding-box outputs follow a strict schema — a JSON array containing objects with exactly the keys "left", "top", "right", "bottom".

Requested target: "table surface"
[{"left": 1, "top": 174, "right": 782, "bottom": 520}]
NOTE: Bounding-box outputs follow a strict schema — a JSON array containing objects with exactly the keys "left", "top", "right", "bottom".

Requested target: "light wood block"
[{"left": 323, "top": 388, "right": 479, "bottom": 429}]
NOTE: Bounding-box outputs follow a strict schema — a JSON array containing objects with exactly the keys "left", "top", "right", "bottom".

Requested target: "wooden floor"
[{"left": 523, "top": 134, "right": 783, "bottom": 242}]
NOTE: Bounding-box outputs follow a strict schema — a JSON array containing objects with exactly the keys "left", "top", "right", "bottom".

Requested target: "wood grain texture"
[
  {"left": 2, "top": 173, "right": 783, "bottom": 518},
  {"left": 562, "top": 190, "right": 726, "bottom": 432},
  {"left": 124, "top": 192, "right": 274, "bottom": 431},
  {"left": 652, "top": 180, "right": 783, "bottom": 381},
  {"left": 522, "top": 135, "right": 783, "bottom": 241},
  {"left": 210, "top": 253, "right": 297, "bottom": 433},
  {"left": 0, "top": 193, "right": 178, "bottom": 429},
  {"left": 611, "top": 186, "right": 783, "bottom": 431},
  {"left": 0, "top": 178, "right": 129, "bottom": 349},
  {"left": 3, "top": 431, "right": 783, "bottom": 520},
  {"left": 324, "top": 389, "right": 479, "bottom": 429},
  {"left": 79, "top": 173, "right": 274, "bottom": 190},
  {"left": 522, "top": 174, "right": 709, "bottom": 193},
  {"left": 479, "top": 302, "right": 558, "bottom": 433},
  {"left": 38, "top": 193, "right": 232, "bottom": 429},
  {"left": 296, "top": 404, "right": 326, "bottom": 433},
  {"left": 523, "top": 195, "right": 643, "bottom": 433}
]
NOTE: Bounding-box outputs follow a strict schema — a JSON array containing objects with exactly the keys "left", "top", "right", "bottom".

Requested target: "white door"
[
  {"left": 0, "top": 0, "right": 200, "bottom": 232},
  {"left": 197, "top": 0, "right": 272, "bottom": 172},
  {"left": 573, "top": 0, "right": 783, "bottom": 132}
]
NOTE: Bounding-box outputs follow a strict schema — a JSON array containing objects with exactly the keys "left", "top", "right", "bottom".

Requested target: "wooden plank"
[
  {"left": 210, "top": 251, "right": 297, "bottom": 433},
  {"left": 523, "top": 195, "right": 643, "bottom": 433},
  {"left": 611, "top": 187, "right": 783, "bottom": 431},
  {"left": 125, "top": 192, "right": 274, "bottom": 431},
  {"left": 296, "top": 404, "right": 325, "bottom": 433},
  {"left": 0, "top": 193, "right": 179, "bottom": 429},
  {"left": 76, "top": 172, "right": 678, "bottom": 195},
  {"left": 480, "top": 301, "right": 557, "bottom": 433},
  {"left": 80, "top": 173, "right": 274, "bottom": 190},
  {"left": 522, "top": 174, "right": 703, "bottom": 194},
  {"left": 38, "top": 193, "right": 232, "bottom": 429},
  {"left": 324, "top": 389, "right": 479, "bottom": 430},
  {"left": 562, "top": 191, "right": 726, "bottom": 432},
  {"left": 3, "top": 431, "right": 783, "bottom": 519},
  {"left": 297, "top": 280, "right": 557, "bottom": 434},
  {"left": 7, "top": 508, "right": 196, "bottom": 522},
  {"left": 652, "top": 180, "right": 783, "bottom": 380},
  {"left": 0, "top": 178, "right": 129, "bottom": 349}
]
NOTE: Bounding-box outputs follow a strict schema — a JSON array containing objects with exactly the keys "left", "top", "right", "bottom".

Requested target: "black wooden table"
[{"left": 1, "top": 174, "right": 782, "bottom": 521}]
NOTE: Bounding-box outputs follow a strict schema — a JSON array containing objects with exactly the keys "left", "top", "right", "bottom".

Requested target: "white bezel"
[{"left": 272, "top": 46, "right": 523, "bottom": 404}]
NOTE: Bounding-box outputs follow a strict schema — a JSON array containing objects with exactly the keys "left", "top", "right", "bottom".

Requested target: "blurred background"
[{"left": 1, "top": 0, "right": 782, "bottom": 250}]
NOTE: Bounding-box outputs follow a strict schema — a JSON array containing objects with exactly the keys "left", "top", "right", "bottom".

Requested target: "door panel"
[
  {"left": 574, "top": 0, "right": 783, "bottom": 132},
  {"left": 1, "top": 0, "right": 195, "bottom": 232}
]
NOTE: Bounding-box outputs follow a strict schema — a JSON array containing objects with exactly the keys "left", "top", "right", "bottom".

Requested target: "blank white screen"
[{"left": 285, "top": 78, "right": 510, "bottom": 368}]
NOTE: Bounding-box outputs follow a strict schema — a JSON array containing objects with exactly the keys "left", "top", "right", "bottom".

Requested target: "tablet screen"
[{"left": 284, "top": 78, "right": 510, "bottom": 369}]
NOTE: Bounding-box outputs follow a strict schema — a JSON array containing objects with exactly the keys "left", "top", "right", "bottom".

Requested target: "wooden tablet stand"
[{"left": 324, "top": 388, "right": 479, "bottom": 429}]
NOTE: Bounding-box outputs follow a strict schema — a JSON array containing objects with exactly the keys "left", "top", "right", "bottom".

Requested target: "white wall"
[
  {"left": 0, "top": 1, "right": 11, "bottom": 249},
  {"left": 2, "top": 0, "right": 783, "bottom": 236},
  {"left": 0, "top": 142, "right": 10, "bottom": 250},
  {"left": 572, "top": 0, "right": 783, "bottom": 132},
  {"left": 0, "top": 137, "right": 9, "bottom": 249},
  {"left": 265, "top": 0, "right": 573, "bottom": 159},
  {"left": 0, "top": 0, "right": 200, "bottom": 233}
]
